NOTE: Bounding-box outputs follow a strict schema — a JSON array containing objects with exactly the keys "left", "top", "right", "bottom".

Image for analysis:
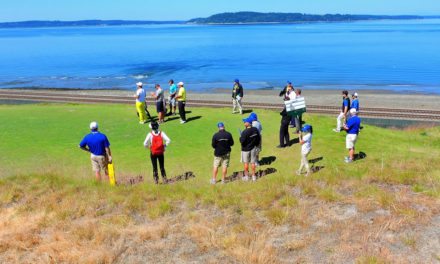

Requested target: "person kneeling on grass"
[
  {"left": 211, "top": 122, "right": 234, "bottom": 185},
  {"left": 240, "top": 117, "right": 261, "bottom": 182},
  {"left": 143, "top": 121, "right": 171, "bottom": 184},
  {"left": 79, "top": 121, "right": 112, "bottom": 182},
  {"left": 344, "top": 108, "right": 361, "bottom": 163},
  {"left": 296, "top": 124, "right": 313, "bottom": 176}
]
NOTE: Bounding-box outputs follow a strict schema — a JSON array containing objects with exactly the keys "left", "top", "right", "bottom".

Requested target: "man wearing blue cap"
[
  {"left": 240, "top": 117, "right": 261, "bottom": 182},
  {"left": 297, "top": 124, "right": 313, "bottom": 176},
  {"left": 248, "top": 112, "right": 262, "bottom": 166},
  {"left": 232, "top": 79, "right": 244, "bottom": 114},
  {"left": 211, "top": 122, "right": 234, "bottom": 184}
]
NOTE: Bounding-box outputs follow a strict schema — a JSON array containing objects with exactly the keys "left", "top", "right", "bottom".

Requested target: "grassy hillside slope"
[{"left": 0, "top": 103, "right": 439, "bottom": 263}]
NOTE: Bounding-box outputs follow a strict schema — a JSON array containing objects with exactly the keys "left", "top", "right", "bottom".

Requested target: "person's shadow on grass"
[
  {"left": 242, "top": 109, "right": 253, "bottom": 114},
  {"left": 223, "top": 167, "right": 277, "bottom": 183},
  {"left": 259, "top": 156, "right": 276, "bottom": 166},
  {"left": 354, "top": 152, "right": 367, "bottom": 161},
  {"left": 166, "top": 171, "right": 195, "bottom": 184},
  {"left": 186, "top": 116, "right": 202, "bottom": 123},
  {"left": 309, "top": 156, "right": 325, "bottom": 173},
  {"left": 288, "top": 137, "right": 300, "bottom": 146}
]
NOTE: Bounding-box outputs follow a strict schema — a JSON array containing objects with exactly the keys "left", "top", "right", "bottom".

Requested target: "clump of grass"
[
  {"left": 265, "top": 208, "right": 288, "bottom": 225},
  {"left": 317, "top": 187, "right": 341, "bottom": 202},
  {"left": 401, "top": 234, "right": 417, "bottom": 249},
  {"left": 148, "top": 200, "right": 173, "bottom": 219},
  {"left": 355, "top": 256, "right": 388, "bottom": 264}
]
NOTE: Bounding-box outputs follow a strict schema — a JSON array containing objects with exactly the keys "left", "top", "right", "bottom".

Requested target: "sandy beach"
[{"left": 5, "top": 88, "right": 440, "bottom": 111}]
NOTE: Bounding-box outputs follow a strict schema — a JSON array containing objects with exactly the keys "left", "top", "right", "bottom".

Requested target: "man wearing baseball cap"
[
  {"left": 351, "top": 92, "right": 360, "bottom": 112},
  {"left": 175, "top": 81, "right": 187, "bottom": 124},
  {"left": 134, "top": 82, "right": 147, "bottom": 124},
  {"left": 240, "top": 117, "right": 261, "bottom": 182},
  {"left": 79, "top": 122, "right": 112, "bottom": 182},
  {"left": 343, "top": 108, "right": 361, "bottom": 163},
  {"left": 211, "top": 122, "right": 234, "bottom": 184}
]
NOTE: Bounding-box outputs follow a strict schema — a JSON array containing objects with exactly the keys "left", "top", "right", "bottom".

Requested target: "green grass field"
[{"left": 1, "top": 103, "right": 439, "bottom": 263}]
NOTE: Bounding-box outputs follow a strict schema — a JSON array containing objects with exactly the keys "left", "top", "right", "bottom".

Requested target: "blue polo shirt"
[
  {"left": 342, "top": 98, "right": 350, "bottom": 112},
  {"left": 346, "top": 116, "right": 361, "bottom": 135},
  {"left": 79, "top": 131, "right": 110, "bottom": 156},
  {"left": 351, "top": 99, "right": 359, "bottom": 112}
]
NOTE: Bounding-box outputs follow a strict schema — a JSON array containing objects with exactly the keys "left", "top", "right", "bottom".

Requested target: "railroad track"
[{"left": 0, "top": 90, "right": 439, "bottom": 121}]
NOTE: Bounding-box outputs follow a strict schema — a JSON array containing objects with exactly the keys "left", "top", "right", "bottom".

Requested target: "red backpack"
[{"left": 150, "top": 132, "right": 165, "bottom": 155}]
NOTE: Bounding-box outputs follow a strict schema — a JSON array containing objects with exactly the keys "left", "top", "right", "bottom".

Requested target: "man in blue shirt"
[
  {"left": 343, "top": 109, "right": 361, "bottom": 163},
  {"left": 79, "top": 122, "right": 112, "bottom": 181},
  {"left": 351, "top": 92, "right": 360, "bottom": 112},
  {"left": 333, "top": 90, "right": 350, "bottom": 132},
  {"left": 168, "top": 79, "right": 177, "bottom": 116}
]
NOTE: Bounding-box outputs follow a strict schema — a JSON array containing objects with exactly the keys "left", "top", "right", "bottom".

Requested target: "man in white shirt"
[
  {"left": 297, "top": 124, "right": 313, "bottom": 176},
  {"left": 134, "top": 82, "right": 147, "bottom": 124}
]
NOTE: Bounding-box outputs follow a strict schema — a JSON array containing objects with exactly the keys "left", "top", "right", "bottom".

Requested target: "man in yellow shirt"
[{"left": 175, "top": 81, "right": 187, "bottom": 124}]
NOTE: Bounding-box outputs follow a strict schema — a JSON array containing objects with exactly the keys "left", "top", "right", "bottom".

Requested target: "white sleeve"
[
  {"left": 161, "top": 132, "right": 171, "bottom": 146},
  {"left": 303, "top": 134, "right": 311, "bottom": 143},
  {"left": 143, "top": 133, "right": 152, "bottom": 148}
]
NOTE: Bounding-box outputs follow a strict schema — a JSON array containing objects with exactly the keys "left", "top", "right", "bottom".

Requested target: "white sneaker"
[
  {"left": 255, "top": 161, "right": 260, "bottom": 167},
  {"left": 345, "top": 158, "right": 353, "bottom": 163},
  {"left": 221, "top": 180, "right": 225, "bottom": 184},
  {"left": 252, "top": 175, "right": 257, "bottom": 182},
  {"left": 180, "top": 120, "right": 186, "bottom": 124},
  {"left": 242, "top": 176, "right": 249, "bottom": 182},
  {"left": 210, "top": 179, "right": 216, "bottom": 185},
  {"left": 296, "top": 170, "right": 301, "bottom": 176},
  {"left": 333, "top": 129, "right": 340, "bottom": 133}
]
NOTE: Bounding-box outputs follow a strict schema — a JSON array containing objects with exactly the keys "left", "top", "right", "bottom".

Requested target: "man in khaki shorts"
[
  {"left": 79, "top": 122, "right": 112, "bottom": 181},
  {"left": 240, "top": 117, "right": 261, "bottom": 182},
  {"left": 211, "top": 122, "right": 234, "bottom": 184},
  {"left": 344, "top": 108, "right": 361, "bottom": 163}
]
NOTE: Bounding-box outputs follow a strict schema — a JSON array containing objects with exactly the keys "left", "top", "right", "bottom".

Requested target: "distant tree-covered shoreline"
[{"left": 188, "top": 12, "right": 425, "bottom": 24}]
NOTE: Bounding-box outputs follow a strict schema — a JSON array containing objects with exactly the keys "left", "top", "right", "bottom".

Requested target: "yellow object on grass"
[{"left": 108, "top": 162, "right": 116, "bottom": 186}]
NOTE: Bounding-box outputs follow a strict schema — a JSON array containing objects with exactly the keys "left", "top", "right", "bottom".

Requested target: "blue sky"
[{"left": 1, "top": 0, "right": 440, "bottom": 22}]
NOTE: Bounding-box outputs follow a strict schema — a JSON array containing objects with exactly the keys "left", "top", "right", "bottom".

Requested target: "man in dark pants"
[
  {"left": 293, "top": 88, "right": 303, "bottom": 133},
  {"left": 211, "top": 122, "right": 234, "bottom": 184},
  {"left": 143, "top": 121, "right": 171, "bottom": 184},
  {"left": 278, "top": 108, "right": 290, "bottom": 148},
  {"left": 175, "top": 81, "right": 187, "bottom": 124}
]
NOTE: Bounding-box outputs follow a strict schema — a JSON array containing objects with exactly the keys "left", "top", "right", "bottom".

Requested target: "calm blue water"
[{"left": 0, "top": 20, "right": 439, "bottom": 93}]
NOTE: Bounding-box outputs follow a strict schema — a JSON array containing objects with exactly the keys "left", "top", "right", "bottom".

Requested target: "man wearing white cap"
[
  {"left": 79, "top": 122, "right": 113, "bottom": 181},
  {"left": 351, "top": 92, "right": 360, "bottom": 113},
  {"left": 343, "top": 108, "right": 361, "bottom": 163},
  {"left": 175, "top": 81, "right": 187, "bottom": 124},
  {"left": 134, "top": 82, "right": 147, "bottom": 124}
]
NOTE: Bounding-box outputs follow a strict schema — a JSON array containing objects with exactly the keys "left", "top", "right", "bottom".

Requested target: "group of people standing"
[
  {"left": 135, "top": 80, "right": 187, "bottom": 125},
  {"left": 279, "top": 81, "right": 304, "bottom": 148},
  {"left": 333, "top": 90, "right": 361, "bottom": 163},
  {"left": 211, "top": 112, "right": 262, "bottom": 184},
  {"left": 78, "top": 79, "right": 362, "bottom": 185}
]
